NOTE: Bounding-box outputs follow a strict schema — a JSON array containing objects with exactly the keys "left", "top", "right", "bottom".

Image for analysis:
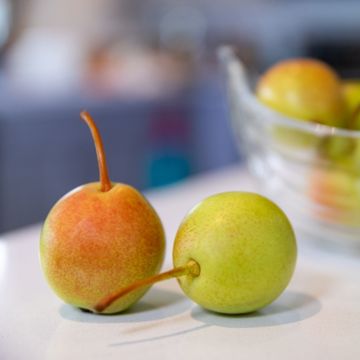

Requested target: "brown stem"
[
  {"left": 80, "top": 111, "right": 112, "bottom": 192},
  {"left": 94, "top": 260, "right": 200, "bottom": 313}
]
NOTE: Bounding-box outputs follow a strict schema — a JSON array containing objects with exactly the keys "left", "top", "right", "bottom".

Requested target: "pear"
[
  {"left": 172, "top": 192, "right": 297, "bottom": 313},
  {"left": 343, "top": 80, "right": 360, "bottom": 130},
  {"left": 256, "top": 59, "right": 348, "bottom": 150},
  {"left": 256, "top": 58, "right": 347, "bottom": 127},
  {"left": 318, "top": 135, "right": 360, "bottom": 175},
  {"left": 40, "top": 112, "right": 165, "bottom": 314},
  {"left": 95, "top": 192, "right": 297, "bottom": 314},
  {"left": 309, "top": 168, "right": 360, "bottom": 226},
  {"left": 318, "top": 80, "right": 360, "bottom": 172}
]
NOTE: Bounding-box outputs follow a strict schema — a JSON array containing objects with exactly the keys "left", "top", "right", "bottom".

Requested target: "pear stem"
[
  {"left": 80, "top": 111, "right": 112, "bottom": 192},
  {"left": 94, "top": 260, "right": 200, "bottom": 313}
]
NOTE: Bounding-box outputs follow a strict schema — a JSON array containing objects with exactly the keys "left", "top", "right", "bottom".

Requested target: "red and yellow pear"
[{"left": 40, "top": 112, "right": 165, "bottom": 314}]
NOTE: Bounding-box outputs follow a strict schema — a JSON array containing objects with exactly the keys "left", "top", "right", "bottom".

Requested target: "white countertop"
[{"left": 1, "top": 165, "right": 359, "bottom": 360}]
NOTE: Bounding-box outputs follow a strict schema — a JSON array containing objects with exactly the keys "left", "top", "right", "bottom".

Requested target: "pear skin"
[
  {"left": 40, "top": 183, "right": 165, "bottom": 313},
  {"left": 173, "top": 192, "right": 297, "bottom": 314},
  {"left": 343, "top": 80, "right": 360, "bottom": 130},
  {"left": 257, "top": 58, "right": 347, "bottom": 127},
  {"left": 40, "top": 112, "right": 165, "bottom": 314},
  {"left": 309, "top": 168, "right": 360, "bottom": 226}
]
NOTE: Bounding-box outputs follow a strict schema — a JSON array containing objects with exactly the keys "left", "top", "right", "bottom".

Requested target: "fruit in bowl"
[
  {"left": 219, "top": 45, "right": 360, "bottom": 243},
  {"left": 256, "top": 58, "right": 347, "bottom": 127},
  {"left": 309, "top": 168, "right": 360, "bottom": 226},
  {"left": 256, "top": 59, "right": 348, "bottom": 150},
  {"left": 319, "top": 135, "right": 360, "bottom": 174},
  {"left": 343, "top": 80, "right": 360, "bottom": 130},
  {"left": 320, "top": 80, "right": 360, "bottom": 173},
  {"left": 255, "top": 58, "right": 360, "bottom": 227},
  {"left": 314, "top": 135, "right": 360, "bottom": 226}
]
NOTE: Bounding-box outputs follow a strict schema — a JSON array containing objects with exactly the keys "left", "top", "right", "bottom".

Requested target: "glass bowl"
[{"left": 219, "top": 46, "right": 360, "bottom": 249}]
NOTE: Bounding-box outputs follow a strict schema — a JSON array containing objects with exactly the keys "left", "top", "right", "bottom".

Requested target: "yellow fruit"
[
  {"left": 343, "top": 80, "right": 360, "bottom": 129},
  {"left": 257, "top": 58, "right": 347, "bottom": 127}
]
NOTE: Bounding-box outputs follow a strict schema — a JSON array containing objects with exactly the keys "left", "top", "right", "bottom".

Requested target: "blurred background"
[{"left": 1, "top": 0, "right": 360, "bottom": 232}]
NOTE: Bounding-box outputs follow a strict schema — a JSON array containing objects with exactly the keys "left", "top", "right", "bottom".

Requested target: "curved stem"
[
  {"left": 94, "top": 260, "right": 200, "bottom": 313},
  {"left": 80, "top": 111, "right": 112, "bottom": 192}
]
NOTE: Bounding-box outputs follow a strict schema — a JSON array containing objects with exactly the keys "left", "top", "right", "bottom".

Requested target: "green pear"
[
  {"left": 40, "top": 112, "right": 165, "bottom": 314},
  {"left": 343, "top": 80, "right": 360, "bottom": 130},
  {"left": 95, "top": 192, "right": 297, "bottom": 315},
  {"left": 310, "top": 81, "right": 360, "bottom": 217},
  {"left": 173, "top": 192, "right": 297, "bottom": 314},
  {"left": 318, "top": 136, "right": 360, "bottom": 175}
]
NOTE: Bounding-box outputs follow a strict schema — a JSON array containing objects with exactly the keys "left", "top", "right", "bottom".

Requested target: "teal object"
[{"left": 148, "top": 151, "right": 190, "bottom": 187}]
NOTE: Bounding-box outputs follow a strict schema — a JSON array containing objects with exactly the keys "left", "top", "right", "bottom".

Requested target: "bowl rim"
[{"left": 219, "top": 45, "right": 360, "bottom": 139}]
